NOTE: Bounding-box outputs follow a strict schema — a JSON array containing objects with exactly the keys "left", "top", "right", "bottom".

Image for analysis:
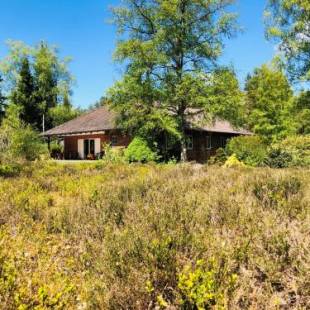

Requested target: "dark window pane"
[
  {"left": 90, "top": 140, "right": 95, "bottom": 155},
  {"left": 84, "top": 140, "right": 89, "bottom": 156}
]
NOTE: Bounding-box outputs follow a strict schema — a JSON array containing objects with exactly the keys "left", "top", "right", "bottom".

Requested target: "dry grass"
[{"left": 0, "top": 161, "right": 309, "bottom": 309}]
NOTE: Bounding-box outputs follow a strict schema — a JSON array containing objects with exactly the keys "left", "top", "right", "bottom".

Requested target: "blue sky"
[{"left": 0, "top": 0, "right": 275, "bottom": 109}]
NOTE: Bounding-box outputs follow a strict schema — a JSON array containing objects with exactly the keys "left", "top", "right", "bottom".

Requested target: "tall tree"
[
  {"left": 33, "top": 42, "right": 59, "bottom": 131},
  {"left": 0, "top": 74, "right": 6, "bottom": 123},
  {"left": 0, "top": 40, "right": 74, "bottom": 131},
  {"left": 265, "top": 0, "right": 310, "bottom": 82},
  {"left": 291, "top": 90, "right": 310, "bottom": 134},
  {"left": 10, "top": 57, "right": 41, "bottom": 129},
  {"left": 109, "top": 0, "right": 239, "bottom": 160},
  {"left": 245, "top": 64, "right": 294, "bottom": 141},
  {"left": 49, "top": 92, "right": 81, "bottom": 127}
]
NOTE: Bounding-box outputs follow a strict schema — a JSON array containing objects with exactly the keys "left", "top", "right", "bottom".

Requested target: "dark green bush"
[
  {"left": 208, "top": 147, "right": 227, "bottom": 165},
  {"left": 265, "top": 148, "right": 293, "bottom": 168},
  {"left": 124, "top": 137, "right": 159, "bottom": 163},
  {"left": 267, "top": 136, "right": 310, "bottom": 167},
  {"left": 226, "top": 136, "right": 267, "bottom": 166},
  {"left": 0, "top": 164, "right": 21, "bottom": 177}
]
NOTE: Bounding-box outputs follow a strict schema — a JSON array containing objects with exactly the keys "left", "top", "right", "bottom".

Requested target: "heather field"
[{"left": 0, "top": 162, "right": 309, "bottom": 309}]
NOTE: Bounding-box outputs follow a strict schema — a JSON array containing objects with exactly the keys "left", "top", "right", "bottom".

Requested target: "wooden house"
[{"left": 43, "top": 106, "right": 251, "bottom": 162}]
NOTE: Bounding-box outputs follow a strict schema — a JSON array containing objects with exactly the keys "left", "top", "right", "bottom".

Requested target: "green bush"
[
  {"left": 267, "top": 136, "right": 310, "bottom": 167},
  {"left": 226, "top": 136, "right": 267, "bottom": 166},
  {"left": 124, "top": 137, "right": 159, "bottom": 163},
  {"left": 178, "top": 258, "right": 237, "bottom": 309},
  {"left": 208, "top": 147, "right": 227, "bottom": 165},
  {"left": 102, "top": 143, "right": 126, "bottom": 163},
  {"left": 223, "top": 154, "right": 246, "bottom": 168},
  {"left": 0, "top": 164, "right": 21, "bottom": 177},
  {"left": 0, "top": 104, "right": 48, "bottom": 163},
  {"left": 265, "top": 148, "right": 293, "bottom": 168}
]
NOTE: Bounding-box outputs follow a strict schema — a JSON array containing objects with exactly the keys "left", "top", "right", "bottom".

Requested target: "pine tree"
[
  {"left": 33, "top": 42, "right": 58, "bottom": 130},
  {"left": 10, "top": 58, "right": 41, "bottom": 129}
]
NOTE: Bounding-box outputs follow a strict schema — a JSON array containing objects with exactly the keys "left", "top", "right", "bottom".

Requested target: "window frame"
[
  {"left": 186, "top": 135, "right": 194, "bottom": 150},
  {"left": 111, "top": 135, "right": 118, "bottom": 146},
  {"left": 206, "top": 135, "right": 212, "bottom": 150}
]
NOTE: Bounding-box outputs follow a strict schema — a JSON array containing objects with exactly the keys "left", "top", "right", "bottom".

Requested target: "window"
[
  {"left": 186, "top": 135, "right": 193, "bottom": 150},
  {"left": 220, "top": 136, "right": 227, "bottom": 148},
  {"left": 111, "top": 135, "right": 118, "bottom": 146},
  {"left": 206, "top": 135, "right": 212, "bottom": 150}
]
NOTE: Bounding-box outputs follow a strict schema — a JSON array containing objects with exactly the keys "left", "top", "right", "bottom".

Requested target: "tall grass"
[{"left": 0, "top": 162, "right": 309, "bottom": 309}]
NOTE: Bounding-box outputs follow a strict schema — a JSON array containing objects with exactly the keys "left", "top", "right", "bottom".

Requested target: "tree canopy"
[
  {"left": 245, "top": 63, "right": 294, "bottom": 141},
  {"left": 0, "top": 40, "right": 78, "bottom": 131},
  {"left": 265, "top": 0, "right": 310, "bottom": 82},
  {"left": 109, "top": 0, "right": 241, "bottom": 160}
]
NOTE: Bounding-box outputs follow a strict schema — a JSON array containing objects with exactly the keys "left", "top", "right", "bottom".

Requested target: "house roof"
[
  {"left": 43, "top": 105, "right": 251, "bottom": 137},
  {"left": 43, "top": 106, "right": 117, "bottom": 136}
]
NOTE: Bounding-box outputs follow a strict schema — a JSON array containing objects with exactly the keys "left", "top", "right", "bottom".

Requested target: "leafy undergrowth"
[{"left": 0, "top": 162, "right": 309, "bottom": 309}]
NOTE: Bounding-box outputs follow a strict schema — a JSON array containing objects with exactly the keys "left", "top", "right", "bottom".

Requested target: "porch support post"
[{"left": 47, "top": 136, "right": 51, "bottom": 152}]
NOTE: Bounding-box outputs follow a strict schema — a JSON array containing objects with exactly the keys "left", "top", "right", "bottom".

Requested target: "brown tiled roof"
[
  {"left": 186, "top": 118, "right": 251, "bottom": 135},
  {"left": 43, "top": 105, "right": 251, "bottom": 136},
  {"left": 43, "top": 106, "right": 117, "bottom": 136},
  {"left": 185, "top": 108, "right": 252, "bottom": 135}
]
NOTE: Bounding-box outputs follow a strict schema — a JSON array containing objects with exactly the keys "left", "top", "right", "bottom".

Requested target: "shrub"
[
  {"left": 266, "top": 136, "right": 310, "bottom": 167},
  {"left": 226, "top": 136, "right": 267, "bottom": 166},
  {"left": 0, "top": 164, "right": 21, "bottom": 177},
  {"left": 253, "top": 176, "right": 302, "bottom": 209},
  {"left": 0, "top": 164, "right": 309, "bottom": 308},
  {"left": 178, "top": 258, "right": 237, "bottom": 309},
  {"left": 265, "top": 148, "right": 293, "bottom": 168},
  {"left": 0, "top": 104, "right": 48, "bottom": 163},
  {"left": 102, "top": 143, "right": 126, "bottom": 163},
  {"left": 124, "top": 137, "right": 159, "bottom": 163},
  {"left": 208, "top": 147, "right": 227, "bottom": 165},
  {"left": 223, "top": 154, "right": 246, "bottom": 168}
]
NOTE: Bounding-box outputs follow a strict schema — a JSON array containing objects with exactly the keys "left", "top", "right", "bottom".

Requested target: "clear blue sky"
[{"left": 0, "top": 0, "right": 275, "bottom": 109}]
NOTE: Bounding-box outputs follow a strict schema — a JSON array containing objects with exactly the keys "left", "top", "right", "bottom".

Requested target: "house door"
[{"left": 83, "top": 139, "right": 95, "bottom": 158}]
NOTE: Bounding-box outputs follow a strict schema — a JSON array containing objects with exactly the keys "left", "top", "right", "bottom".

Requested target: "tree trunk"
[{"left": 180, "top": 138, "right": 187, "bottom": 162}]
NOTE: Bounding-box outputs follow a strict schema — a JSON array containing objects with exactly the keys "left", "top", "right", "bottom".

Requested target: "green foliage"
[
  {"left": 265, "top": 148, "right": 293, "bottom": 168},
  {"left": 0, "top": 163, "right": 21, "bottom": 177},
  {"left": 178, "top": 258, "right": 237, "bottom": 309},
  {"left": 267, "top": 135, "right": 310, "bottom": 167},
  {"left": 245, "top": 64, "right": 294, "bottom": 141},
  {"left": 102, "top": 143, "right": 126, "bottom": 163},
  {"left": 0, "top": 104, "right": 48, "bottom": 163},
  {"left": 208, "top": 147, "right": 227, "bottom": 166},
  {"left": 48, "top": 104, "right": 81, "bottom": 127},
  {"left": 291, "top": 90, "right": 310, "bottom": 135},
  {"left": 226, "top": 136, "right": 267, "bottom": 166},
  {"left": 0, "top": 40, "right": 74, "bottom": 131},
  {"left": 10, "top": 57, "right": 41, "bottom": 129},
  {"left": 223, "top": 154, "right": 246, "bottom": 168},
  {"left": 265, "top": 0, "right": 310, "bottom": 81},
  {"left": 124, "top": 137, "right": 159, "bottom": 162},
  {"left": 0, "top": 73, "right": 6, "bottom": 123},
  {"left": 109, "top": 0, "right": 241, "bottom": 160}
]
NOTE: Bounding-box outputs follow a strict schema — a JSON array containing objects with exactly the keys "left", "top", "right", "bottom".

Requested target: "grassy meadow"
[{"left": 0, "top": 162, "right": 309, "bottom": 309}]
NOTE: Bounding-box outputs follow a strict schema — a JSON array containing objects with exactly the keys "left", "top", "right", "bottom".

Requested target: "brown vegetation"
[{"left": 0, "top": 162, "right": 309, "bottom": 309}]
